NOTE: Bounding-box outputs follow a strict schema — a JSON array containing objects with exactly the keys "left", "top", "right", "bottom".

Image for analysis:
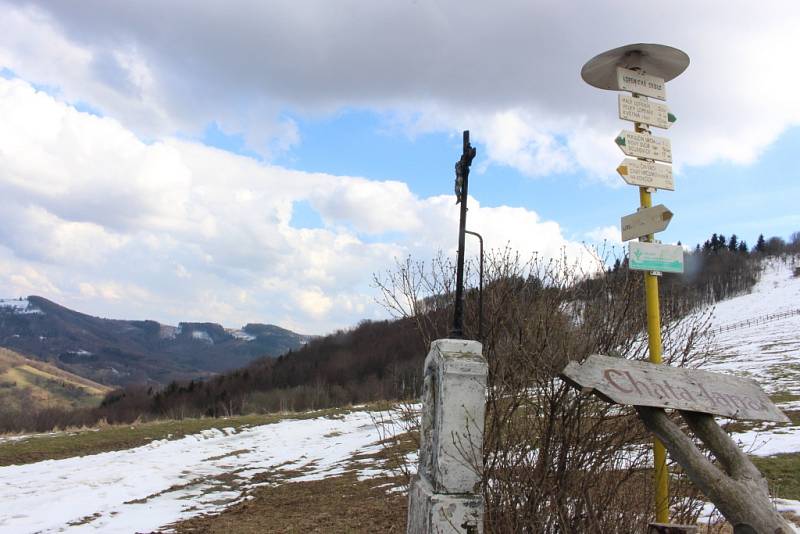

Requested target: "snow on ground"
[
  {"left": 190, "top": 330, "right": 213, "bottom": 344},
  {"left": 704, "top": 256, "right": 800, "bottom": 395},
  {"left": 698, "top": 500, "right": 800, "bottom": 533},
  {"left": 0, "top": 411, "right": 400, "bottom": 533},
  {"left": 692, "top": 256, "right": 800, "bottom": 529},
  {"left": 2, "top": 258, "right": 800, "bottom": 533},
  {"left": 0, "top": 298, "right": 43, "bottom": 315},
  {"left": 699, "top": 257, "right": 800, "bottom": 464},
  {"left": 226, "top": 328, "right": 256, "bottom": 341}
]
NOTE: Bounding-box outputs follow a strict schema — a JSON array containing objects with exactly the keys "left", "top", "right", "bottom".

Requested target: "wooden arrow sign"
[
  {"left": 621, "top": 204, "right": 673, "bottom": 241},
  {"left": 615, "top": 130, "right": 672, "bottom": 163},
  {"left": 617, "top": 158, "right": 674, "bottom": 191},
  {"left": 561, "top": 354, "right": 789, "bottom": 423},
  {"left": 619, "top": 95, "right": 676, "bottom": 129}
]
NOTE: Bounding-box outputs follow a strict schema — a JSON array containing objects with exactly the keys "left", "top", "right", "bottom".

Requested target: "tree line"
[{"left": 0, "top": 230, "right": 796, "bottom": 434}]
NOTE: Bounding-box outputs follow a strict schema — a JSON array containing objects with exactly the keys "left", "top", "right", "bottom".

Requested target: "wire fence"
[{"left": 707, "top": 308, "right": 800, "bottom": 336}]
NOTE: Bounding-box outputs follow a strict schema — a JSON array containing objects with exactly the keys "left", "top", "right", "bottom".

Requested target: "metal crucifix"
[{"left": 451, "top": 130, "right": 476, "bottom": 339}]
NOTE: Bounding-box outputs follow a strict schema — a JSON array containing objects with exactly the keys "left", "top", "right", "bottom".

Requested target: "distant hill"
[
  {"left": 0, "top": 347, "right": 111, "bottom": 411},
  {"left": 0, "top": 297, "right": 311, "bottom": 387}
]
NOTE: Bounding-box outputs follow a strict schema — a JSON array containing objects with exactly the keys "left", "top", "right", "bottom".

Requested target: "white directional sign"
[
  {"left": 629, "top": 241, "right": 684, "bottom": 273},
  {"left": 616, "top": 67, "right": 667, "bottom": 100},
  {"left": 621, "top": 204, "right": 673, "bottom": 242},
  {"left": 619, "top": 95, "right": 676, "bottom": 129},
  {"left": 615, "top": 130, "right": 672, "bottom": 163},
  {"left": 617, "top": 158, "right": 674, "bottom": 191}
]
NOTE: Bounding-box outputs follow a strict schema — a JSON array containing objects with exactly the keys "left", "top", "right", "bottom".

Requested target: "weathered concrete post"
[{"left": 407, "top": 338, "right": 487, "bottom": 534}]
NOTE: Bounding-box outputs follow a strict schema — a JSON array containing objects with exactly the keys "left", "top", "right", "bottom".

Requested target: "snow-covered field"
[
  {"left": 1, "top": 258, "right": 799, "bottom": 533},
  {"left": 0, "top": 411, "right": 400, "bottom": 533},
  {"left": 705, "top": 256, "right": 800, "bottom": 396},
  {"left": 698, "top": 258, "right": 800, "bottom": 462}
]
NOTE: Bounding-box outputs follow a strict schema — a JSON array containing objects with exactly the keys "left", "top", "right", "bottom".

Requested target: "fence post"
[{"left": 407, "top": 339, "right": 487, "bottom": 533}]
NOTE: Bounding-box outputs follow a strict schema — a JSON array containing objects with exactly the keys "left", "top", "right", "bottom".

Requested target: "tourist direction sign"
[
  {"left": 561, "top": 354, "right": 789, "bottom": 423},
  {"left": 615, "top": 130, "right": 672, "bottom": 163},
  {"left": 617, "top": 158, "right": 674, "bottom": 190},
  {"left": 617, "top": 67, "right": 667, "bottom": 100},
  {"left": 619, "top": 95, "right": 676, "bottom": 129},
  {"left": 629, "top": 241, "right": 683, "bottom": 273},
  {"left": 621, "top": 205, "right": 673, "bottom": 242}
]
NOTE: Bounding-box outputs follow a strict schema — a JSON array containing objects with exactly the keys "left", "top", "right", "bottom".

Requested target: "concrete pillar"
[{"left": 407, "top": 339, "right": 487, "bottom": 534}]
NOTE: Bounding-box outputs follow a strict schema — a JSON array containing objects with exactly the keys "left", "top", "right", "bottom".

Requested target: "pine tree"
[
  {"left": 728, "top": 234, "right": 738, "bottom": 251},
  {"left": 756, "top": 234, "right": 766, "bottom": 252},
  {"left": 738, "top": 241, "right": 748, "bottom": 253}
]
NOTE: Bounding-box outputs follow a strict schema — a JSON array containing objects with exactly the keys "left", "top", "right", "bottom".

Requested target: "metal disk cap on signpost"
[{"left": 580, "top": 43, "right": 689, "bottom": 90}]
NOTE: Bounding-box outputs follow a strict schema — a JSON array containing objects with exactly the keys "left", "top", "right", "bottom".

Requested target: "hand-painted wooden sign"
[
  {"left": 629, "top": 241, "right": 684, "bottom": 273},
  {"left": 616, "top": 67, "right": 667, "bottom": 100},
  {"left": 619, "top": 95, "right": 676, "bottom": 129},
  {"left": 617, "top": 158, "right": 674, "bottom": 190},
  {"left": 621, "top": 204, "right": 673, "bottom": 241},
  {"left": 561, "top": 354, "right": 789, "bottom": 423},
  {"left": 615, "top": 130, "right": 672, "bottom": 163}
]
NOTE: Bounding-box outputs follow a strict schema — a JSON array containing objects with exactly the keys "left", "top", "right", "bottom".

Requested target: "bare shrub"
[{"left": 375, "top": 247, "right": 711, "bottom": 532}]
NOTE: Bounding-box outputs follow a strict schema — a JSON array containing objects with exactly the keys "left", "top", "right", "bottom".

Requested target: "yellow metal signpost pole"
[
  {"left": 634, "top": 116, "right": 669, "bottom": 523},
  {"left": 639, "top": 183, "right": 669, "bottom": 523}
]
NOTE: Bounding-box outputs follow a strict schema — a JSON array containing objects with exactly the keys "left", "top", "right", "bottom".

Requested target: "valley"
[
  {"left": 0, "top": 297, "right": 311, "bottom": 387},
  {"left": 0, "top": 257, "right": 798, "bottom": 532}
]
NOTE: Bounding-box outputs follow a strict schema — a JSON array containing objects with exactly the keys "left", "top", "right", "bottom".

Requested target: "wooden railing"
[{"left": 707, "top": 308, "right": 800, "bottom": 335}]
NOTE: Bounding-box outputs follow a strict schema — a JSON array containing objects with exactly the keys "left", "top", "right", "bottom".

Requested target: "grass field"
[{"left": 0, "top": 347, "right": 111, "bottom": 411}]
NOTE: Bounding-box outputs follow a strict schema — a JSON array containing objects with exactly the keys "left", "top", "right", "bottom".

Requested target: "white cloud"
[
  {"left": 294, "top": 288, "right": 333, "bottom": 319},
  {"left": 585, "top": 225, "right": 621, "bottom": 245},
  {"left": 2, "top": 1, "right": 800, "bottom": 179},
  {"left": 0, "top": 78, "right": 585, "bottom": 333}
]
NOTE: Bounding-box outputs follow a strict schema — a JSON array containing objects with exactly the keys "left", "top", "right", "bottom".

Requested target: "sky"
[{"left": 1, "top": 1, "right": 799, "bottom": 335}]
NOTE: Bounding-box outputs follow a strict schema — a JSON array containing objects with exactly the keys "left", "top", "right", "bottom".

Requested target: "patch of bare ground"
[
  {"left": 168, "top": 430, "right": 415, "bottom": 533},
  {"left": 169, "top": 471, "right": 407, "bottom": 533}
]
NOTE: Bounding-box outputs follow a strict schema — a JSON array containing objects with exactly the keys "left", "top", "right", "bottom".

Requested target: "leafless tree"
[{"left": 375, "top": 247, "right": 712, "bottom": 532}]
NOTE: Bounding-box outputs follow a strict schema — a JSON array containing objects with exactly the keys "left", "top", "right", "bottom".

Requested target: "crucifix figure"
[{"left": 451, "top": 130, "right": 476, "bottom": 339}]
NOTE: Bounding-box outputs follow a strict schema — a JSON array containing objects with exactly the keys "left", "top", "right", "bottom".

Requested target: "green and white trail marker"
[{"left": 629, "top": 241, "right": 684, "bottom": 273}]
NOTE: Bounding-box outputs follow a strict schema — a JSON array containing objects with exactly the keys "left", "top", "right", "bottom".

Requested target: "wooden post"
[
  {"left": 637, "top": 407, "right": 793, "bottom": 533},
  {"left": 561, "top": 355, "right": 792, "bottom": 532}
]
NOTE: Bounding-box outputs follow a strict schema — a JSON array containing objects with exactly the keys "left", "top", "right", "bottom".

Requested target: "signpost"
[
  {"left": 617, "top": 67, "right": 667, "bottom": 100},
  {"left": 619, "top": 95, "right": 676, "bottom": 129},
  {"left": 582, "top": 44, "right": 793, "bottom": 533},
  {"left": 616, "top": 130, "right": 672, "bottom": 163},
  {"left": 617, "top": 158, "right": 674, "bottom": 190},
  {"left": 562, "top": 355, "right": 789, "bottom": 423},
  {"left": 621, "top": 205, "right": 673, "bottom": 242},
  {"left": 582, "top": 43, "right": 689, "bottom": 525},
  {"left": 629, "top": 242, "right": 684, "bottom": 273}
]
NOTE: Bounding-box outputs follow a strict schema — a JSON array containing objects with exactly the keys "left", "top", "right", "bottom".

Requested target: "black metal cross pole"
[{"left": 450, "top": 130, "right": 476, "bottom": 339}]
